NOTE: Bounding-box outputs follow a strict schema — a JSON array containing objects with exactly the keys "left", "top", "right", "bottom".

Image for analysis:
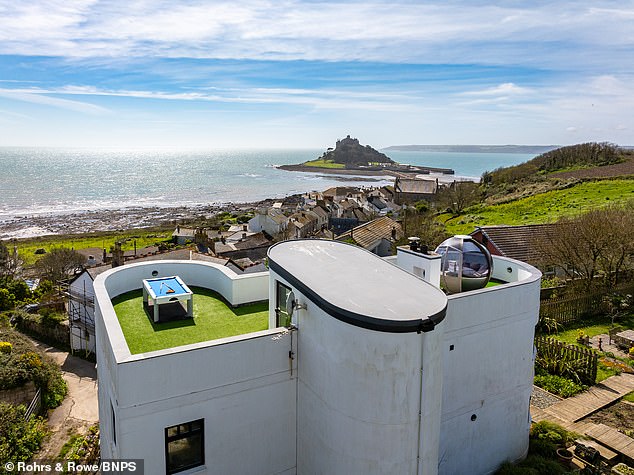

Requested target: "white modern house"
[{"left": 95, "top": 239, "right": 541, "bottom": 475}]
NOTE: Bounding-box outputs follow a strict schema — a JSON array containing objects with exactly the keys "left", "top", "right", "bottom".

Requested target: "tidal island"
[{"left": 277, "top": 135, "right": 454, "bottom": 176}]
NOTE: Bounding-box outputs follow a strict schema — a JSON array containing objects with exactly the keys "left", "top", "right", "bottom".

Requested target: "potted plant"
[{"left": 556, "top": 447, "right": 574, "bottom": 468}]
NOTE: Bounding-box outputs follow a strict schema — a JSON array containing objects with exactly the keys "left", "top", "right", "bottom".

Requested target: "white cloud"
[
  {"left": 0, "top": 84, "right": 413, "bottom": 112},
  {"left": 0, "top": 88, "right": 110, "bottom": 114},
  {"left": 460, "top": 83, "right": 532, "bottom": 97},
  {"left": 0, "top": 1, "right": 632, "bottom": 67}
]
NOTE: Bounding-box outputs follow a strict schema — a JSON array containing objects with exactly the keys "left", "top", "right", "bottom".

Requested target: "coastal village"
[{"left": 1, "top": 141, "right": 634, "bottom": 474}]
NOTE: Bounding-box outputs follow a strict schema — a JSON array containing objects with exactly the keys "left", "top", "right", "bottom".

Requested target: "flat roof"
[{"left": 268, "top": 240, "right": 447, "bottom": 333}]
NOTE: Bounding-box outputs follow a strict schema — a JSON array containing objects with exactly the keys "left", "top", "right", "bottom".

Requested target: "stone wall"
[
  {"left": 0, "top": 381, "right": 37, "bottom": 407},
  {"left": 17, "top": 319, "right": 70, "bottom": 349}
]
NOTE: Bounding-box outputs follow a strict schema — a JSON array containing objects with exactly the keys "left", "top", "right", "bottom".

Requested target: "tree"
[
  {"left": 436, "top": 181, "right": 482, "bottom": 214},
  {"left": 35, "top": 247, "right": 86, "bottom": 283},
  {"left": 0, "top": 240, "right": 22, "bottom": 279},
  {"left": 398, "top": 210, "right": 449, "bottom": 250},
  {"left": 534, "top": 202, "right": 634, "bottom": 288}
]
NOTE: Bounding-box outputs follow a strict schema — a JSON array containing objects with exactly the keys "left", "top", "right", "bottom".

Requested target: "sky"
[{"left": 0, "top": 1, "right": 633, "bottom": 149}]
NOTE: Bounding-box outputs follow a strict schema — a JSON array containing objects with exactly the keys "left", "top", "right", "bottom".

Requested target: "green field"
[
  {"left": 302, "top": 159, "right": 345, "bottom": 169},
  {"left": 16, "top": 228, "right": 172, "bottom": 266},
  {"left": 112, "top": 287, "right": 269, "bottom": 354},
  {"left": 443, "top": 179, "right": 634, "bottom": 235}
]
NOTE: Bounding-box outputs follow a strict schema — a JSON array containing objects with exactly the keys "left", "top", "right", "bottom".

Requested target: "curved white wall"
[
  {"left": 438, "top": 255, "right": 541, "bottom": 475},
  {"left": 267, "top": 270, "right": 439, "bottom": 475},
  {"left": 99, "top": 259, "right": 268, "bottom": 306},
  {"left": 297, "top": 301, "right": 423, "bottom": 473}
]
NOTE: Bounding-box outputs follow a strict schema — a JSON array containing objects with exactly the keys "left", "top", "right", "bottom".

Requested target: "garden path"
[
  {"left": 543, "top": 373, "right": 634, "bottom": 422},
  {"left": 532, "top": 373, "right": 634, "bottom": 461},
  {"left": 28, "top": 339, "right": 99, "bottom": 462}
]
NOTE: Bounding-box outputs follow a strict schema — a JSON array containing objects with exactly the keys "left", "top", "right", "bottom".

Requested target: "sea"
[{"left": 0, "top": 146, "right": 535, "bottom": 222}]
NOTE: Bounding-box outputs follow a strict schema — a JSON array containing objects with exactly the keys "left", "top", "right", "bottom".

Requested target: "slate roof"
[
  {"left": 471, "top": 224, "right": 559, "bottom": 265},
  {"left": 336, "top": 216, "right": 403, "bottom": 250},
  {"left": 395, "top": 178, "right": 437, "bottom": 194},
  {"left": 322, "top": 186, "right": 358, "bottom": 198}
]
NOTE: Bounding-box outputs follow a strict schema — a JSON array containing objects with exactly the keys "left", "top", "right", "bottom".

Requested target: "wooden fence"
[
  {"left": 534, "top": 336, "right": 598, "bottom": 385},
  {"left": 539, "top": 281, "right": 634, "bottom": 326},
  {"left": 539, "top": 293, "right": 605, "bottom": 325}
]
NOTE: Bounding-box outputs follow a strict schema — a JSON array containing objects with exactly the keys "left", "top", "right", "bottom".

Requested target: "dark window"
[
  {"left": 111, "top": 402, "right": 116, "bottom": 446},
  {"left": 276, "top": 281, "right": 292, "bottom": 327},
  {"left": 165, "top": 419, "right": 204, "bottom": 474}
]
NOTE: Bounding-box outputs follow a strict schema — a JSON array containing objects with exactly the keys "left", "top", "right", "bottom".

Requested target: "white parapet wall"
[
  {"left": 95, "top": 260, "right": 297, "bottom": 475},
  {"left": 438, "top": 255, "right": 541, "bottom": 475},
  {"left": 97, "top": 260, "right": 268, "bottom": 310}
]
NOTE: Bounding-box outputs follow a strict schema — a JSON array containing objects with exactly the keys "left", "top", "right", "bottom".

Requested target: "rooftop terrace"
[{"left": 112, "top": 286, "right": 269, "bottom": 354}]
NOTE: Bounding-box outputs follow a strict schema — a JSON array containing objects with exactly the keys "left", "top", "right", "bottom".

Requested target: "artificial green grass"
[
  {"left": 443, "top": 179, "right": 634, "bottom": 235},
  {"left": 302, "top": 159, "right": 345, "bottom": 169},
  {"left": 112, "top": 286, "right": 269, "bottom": 354}
]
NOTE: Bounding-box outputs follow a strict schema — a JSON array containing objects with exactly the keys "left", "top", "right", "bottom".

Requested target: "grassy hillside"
[
  {"left": 483, "top": 142, "right": 627, "bottom": 187},
  {"left": 303, "top": 158, "right": 345, "bottom": 169},
  {"left": 442, "top": 179, "right": 634, "bottom": 235},
  {"left": 16, "top": 228, "right": 172, "bottom": 266}
]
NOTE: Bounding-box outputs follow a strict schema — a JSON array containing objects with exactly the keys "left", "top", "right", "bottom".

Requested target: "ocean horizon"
[{"left": 0, "top": 146, "right": 536, "bottom": 221}]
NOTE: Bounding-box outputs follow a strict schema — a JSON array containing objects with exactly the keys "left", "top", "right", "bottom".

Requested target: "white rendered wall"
[
  {"left": 269, "top": 270, "right": 443, "bottom": 475},
  {"left": 95, "top": 261, "right": 295, "bottom": 475},
  {"left": 437, "top": 256, "right": 541, "bottom": 475},
  {"left": 396, "top": 247, "right": 441, "bottom": 287}
]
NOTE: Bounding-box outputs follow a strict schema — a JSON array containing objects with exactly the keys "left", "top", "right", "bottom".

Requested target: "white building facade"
[{"left": 95, "top": 240, "right": 541, "bottom": 475}]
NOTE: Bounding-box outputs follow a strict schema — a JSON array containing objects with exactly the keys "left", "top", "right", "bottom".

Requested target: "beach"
[{"left": 0, "top": 200, "right": 281, "bottom": 240}]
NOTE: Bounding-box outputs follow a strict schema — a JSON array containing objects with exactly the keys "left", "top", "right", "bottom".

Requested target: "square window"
[{"left": 165, "top": 419, "right": 204, "bottom": 474}]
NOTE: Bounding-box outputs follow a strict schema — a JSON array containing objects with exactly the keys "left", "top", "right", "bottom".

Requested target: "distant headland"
[
  {"left": 382, "top": 144, "right": 558, "bottom": 154},
  {"left": 277, "top": 135, "right": 455, "bottom": 176}
]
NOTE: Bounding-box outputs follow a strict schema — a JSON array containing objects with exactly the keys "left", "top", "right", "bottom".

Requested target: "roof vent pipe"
[{"left": 408, "top": 236, "right": 420, "bottom": 252}]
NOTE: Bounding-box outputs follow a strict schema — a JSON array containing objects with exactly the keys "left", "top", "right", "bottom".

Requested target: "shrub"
[
  {"left": 0, "top": 288, "right": 15, "bottom": 311},
  {"left": 520, "top": 455, "right": 568, "bottom": 475},
  {"left": 531, "top": 421, "right": 578, "bottom": 447},
  {"left": 39, "top": 308, "right": 66, "bottom": 327},
  {"left": 528, "top": 438, "right": 558, "bottom": 458},
  {"left": 495, "top": 461, "right": 539, "bottom": 475},
  {"left": 34, "top": 363, "right": 67, "bottom": 409},
  {"left": 0, "top": 403, "right": 47, "bottom": 466},
  {"left": 0, "top": 325, "right": 67, "bottom": 408},
  {"left": 0, "top": 341, "right": 11, "bottom": 354},
  {"left": 534, "top": 373, "right": 587, "bottom": 398}
]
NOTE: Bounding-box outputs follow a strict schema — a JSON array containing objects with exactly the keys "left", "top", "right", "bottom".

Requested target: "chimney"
[
  {"left": 112, "top": 242, "right": 124, "bottom": 268},
  {"left": 242, "top": 232, "right": 247, "bottom": 240},
  {"left": 396, "top": 239, "right": 441, "bottom": 287}
]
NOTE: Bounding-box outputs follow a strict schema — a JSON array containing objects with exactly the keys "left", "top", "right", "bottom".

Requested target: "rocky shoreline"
[{"left": 0, "top": 197, "right": 293, "bottom": 240}]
